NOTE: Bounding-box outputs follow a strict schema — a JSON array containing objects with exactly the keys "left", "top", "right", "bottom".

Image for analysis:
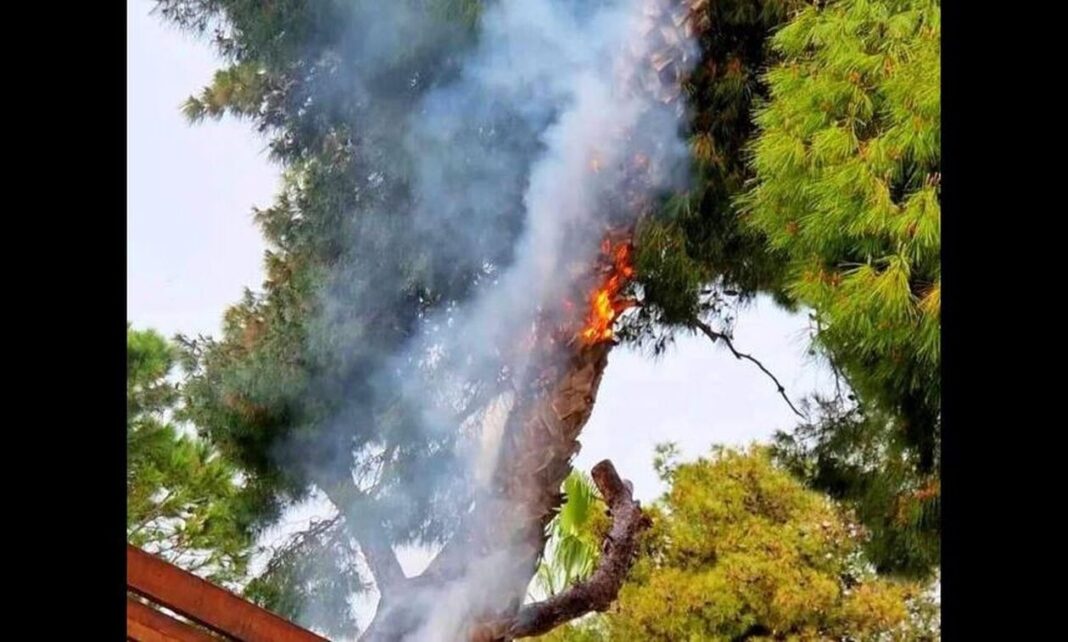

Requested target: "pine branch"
[
  {"left": 258, "top": 514, "right": 344, "bottom": 579},
  {"left": 690, "top": 318, "right": 807, "bottom": 420},
  {"left": 128, "top": 489, "right": 177, "bottom": 538}
]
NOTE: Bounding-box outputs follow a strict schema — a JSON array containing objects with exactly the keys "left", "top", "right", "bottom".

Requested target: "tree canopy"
[
  {"left": 168, "top": 0, "right": 492, "bottom": 573},
  {"left": 135, "top": 0, "right": 942, "bottom": 634},
  {"left": 533, "top": 447, "right": 939, "bottom": 641},
  {"left": 127, "top": 326, "right": 256, "bottom": 585},
  {"left": 741, "top": 0, "right": 941, "bottom": 577},
  {"left": 741, "top": 0, "right": 940, "bottom": 461}
]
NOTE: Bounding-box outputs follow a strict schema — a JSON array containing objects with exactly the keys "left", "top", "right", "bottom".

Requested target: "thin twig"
[
  {"left": 813, "top": 317, "right": 846, "bottom": 406},
  {"left": 691, "top": 318, "right": 807, "bottom": 420}
]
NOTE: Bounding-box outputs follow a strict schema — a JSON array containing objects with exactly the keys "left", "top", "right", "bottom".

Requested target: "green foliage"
[
  {"left": 127, "top": 326, "right": 256, "bottom": 585},
  {"left": 534, "top": 471, "right": 606, "bottom": 598},
  {"left": 627, "top": 0, "right": 804, "bottom": 349},
  {"left": 731, "top": 0, "right": 941, "bottom": 580},
  {"left": 535, "top": 447, "right": 938, "bottom": 642},
  {"left": 181, "top": 62, "right": 269, "bottom": 123},
  {"left": 652, "top": 441, "right": 682, "bottom": 483},
  {"left": 738, "top": 0, "right": 941, "bottom": 467},
  {"left": 773, "top": 396, "right": 939, "bottom": 578},
  {"left": 244, "top": 516, "right": 370, "bottom": 639}
]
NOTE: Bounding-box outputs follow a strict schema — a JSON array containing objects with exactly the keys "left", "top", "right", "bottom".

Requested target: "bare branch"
[
  {"left": 691, "top": 318, "right": 806, "bottom": 420},
  {"left": 355, "top": 525, "right": 407, "bottom": 597},
  {"left": 471, "top": 460, "right": 651, "bottom": 641},
  {"left": 314, "top": 477, "right": 407, "bottom": 597}
]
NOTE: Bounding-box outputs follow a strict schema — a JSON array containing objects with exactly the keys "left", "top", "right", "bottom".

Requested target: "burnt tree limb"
[{"left": 471, "top": 460, "right": 651, "bottom": 641}]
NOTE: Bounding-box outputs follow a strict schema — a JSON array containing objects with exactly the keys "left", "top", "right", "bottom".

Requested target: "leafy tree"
[
  {"left": 737, "top": 0, "right": 941, "bottom": 576},
  {"left": 127, "top": 326, "right": 255, "bottom": 585},
  {"left": 534, "top": 447, "right": 939, "bottom": 641},
  {"left": 773, "top": 396, "right": 939, "bottom": 578}
]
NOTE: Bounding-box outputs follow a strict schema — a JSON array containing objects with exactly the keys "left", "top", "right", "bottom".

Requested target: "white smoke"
[
  {"left": 390, "top": 0, "right": 696, "bottom": 638},
  {"left": 285, "top": 0, "right": 697, "bottom": 637}
]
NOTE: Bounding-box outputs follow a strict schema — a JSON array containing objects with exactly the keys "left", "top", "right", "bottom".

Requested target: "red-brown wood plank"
[
  {"left": 127, "top": 596, "right": 222, "bottom": 642},
  {"left": 127, "top": 545, "right": 329, "bottom": 642}
]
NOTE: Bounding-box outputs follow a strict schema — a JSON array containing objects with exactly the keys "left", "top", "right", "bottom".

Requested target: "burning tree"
[
  {"left": 157, "top": 0, "right": 939, "bottom": 638},
  {"left": 169, "top": 0, "right": 707, "bottom": 637}
]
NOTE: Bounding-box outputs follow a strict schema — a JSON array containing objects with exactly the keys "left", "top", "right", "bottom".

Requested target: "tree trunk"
[
  {"left": 435, "top": 336, "right": 616, "bottom": 636},
  {"left": 361, "top": 261, "right": 622, "bottom": 642},
  {"left": 359, "top": 2, "right": 698, "bottom": 637}
]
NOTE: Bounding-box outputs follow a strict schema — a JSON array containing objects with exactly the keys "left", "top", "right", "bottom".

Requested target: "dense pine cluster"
[{"left": 534, "top": 448, "right": 939, "bottom": 641}]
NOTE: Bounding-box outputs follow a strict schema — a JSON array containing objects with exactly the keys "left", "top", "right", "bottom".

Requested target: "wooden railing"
[{"left": 127, "top": 544, "right": 330, "bottom": 642}]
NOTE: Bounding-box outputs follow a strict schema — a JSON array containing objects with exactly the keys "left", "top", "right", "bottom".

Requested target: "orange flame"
[{"left": 580, "top": 239, "right": 636, "bottom": 344}]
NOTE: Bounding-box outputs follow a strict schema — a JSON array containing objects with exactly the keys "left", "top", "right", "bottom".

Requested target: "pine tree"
[
  {"left": 737, "top": 0, "right": 941, "bottom": 577},
  {"left": 127, "top": 326, "right": 256, "bottom": 586},
  {"left": 772, "top": 396, "right": 940, "bottom": 578},
  {"left": 157, "top": 1, "right": 667, "bottom": 636},
  {"left": 161, "top": 6, "right": 497, "bottom": 627},
  {"left": 144, "top": 0, "right": 942, "bottom": 634},
  {"left": 739, "top": 0, "right": 940, "bottom": 459}
]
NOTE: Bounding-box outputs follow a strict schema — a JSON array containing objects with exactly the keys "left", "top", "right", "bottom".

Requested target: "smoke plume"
[{"left": 276, "top": 0, "right": 696, "bottom": 637}]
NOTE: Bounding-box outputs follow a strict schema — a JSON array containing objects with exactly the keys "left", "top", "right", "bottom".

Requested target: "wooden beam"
[
  {"left": 127, "top": 596, "right": 221, "bottom": 642},
  {"left": 127, "top": 545, "right": 329, "bottom": 642}
]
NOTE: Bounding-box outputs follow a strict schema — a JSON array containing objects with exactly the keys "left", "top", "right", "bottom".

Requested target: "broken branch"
[{"left": 475, "top": 460, "right": 650, "bottom": 640}]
